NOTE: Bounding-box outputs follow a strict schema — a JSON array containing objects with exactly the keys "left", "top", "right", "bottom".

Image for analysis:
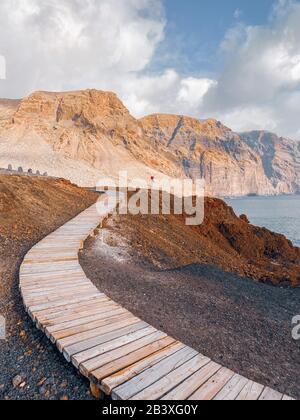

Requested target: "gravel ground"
[
  {"left": 0, "top": 174, "right": 98, "bottom": 400},
  {"left": 80, "top": 219, "right": 300, "bottom": 400},
  {"left": 0, "top": 250, "right": 95, "bottom": 400}
]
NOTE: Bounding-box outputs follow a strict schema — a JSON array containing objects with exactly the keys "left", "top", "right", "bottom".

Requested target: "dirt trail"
[{"left": 0, "top": 174, "right": 98, "bottom": 400}]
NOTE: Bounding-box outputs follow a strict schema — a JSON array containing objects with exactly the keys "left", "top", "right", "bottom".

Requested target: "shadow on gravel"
[{"left": 81, "top": 242, "right": 300, "bottom": 400}]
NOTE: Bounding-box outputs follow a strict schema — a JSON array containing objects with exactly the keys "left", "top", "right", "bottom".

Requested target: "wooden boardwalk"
[{"left": 19, "top": 196, "right": 294, "bottom": 401}]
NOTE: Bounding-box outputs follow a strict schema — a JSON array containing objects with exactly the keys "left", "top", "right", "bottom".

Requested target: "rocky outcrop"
[
  {"left": 240, "top": 131, "right": 300, "bottom": 194},
  {"left": 0, "top": 89, "right": 299, "bottom": 196},
  {"left": 90, "top": 192, "right": 300, "bottom": 286},
  {"left": 140, "top": 114, "right": 276, "bottom": 196},
  {"left": 0, "top": 90, "right": 168, "bottom": 186},
  {"left": 0, "top": 99, "right": 19, "bottom": 123}
]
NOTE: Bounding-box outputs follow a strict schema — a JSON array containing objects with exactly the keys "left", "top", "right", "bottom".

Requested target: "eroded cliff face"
[
  {"left": 0, "top": 99, "right": 20, "bottom": 123},
  {"left": 5, "top": 90, "right": 144, "bottom": 165},
  {"left": 141, "top": 114, "right": 278, "bottom": 196},
  {"left": 0, "top": 89, "right": 299, "bottom": 196},
  {"left": 0, "top": 90, "right": 171, "bottom": 185},
  {"left": 240, "top": 131, "right": 300, "bottom": 194}
]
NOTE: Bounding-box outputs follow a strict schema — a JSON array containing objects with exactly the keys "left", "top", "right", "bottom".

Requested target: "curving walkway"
[{"left": 19, "top": 195, "right": 294, "bottom": 400}]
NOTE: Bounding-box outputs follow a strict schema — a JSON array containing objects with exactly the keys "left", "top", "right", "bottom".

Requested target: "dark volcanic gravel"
[
  {"left": 0, "top": 174, "right": 98, "bottom": 400},
  {"left": 0, "top": 249, "right": 94, "bottom": 401},
  {"left": 80, "top": 217, "right": 300, "bottom": 400}
]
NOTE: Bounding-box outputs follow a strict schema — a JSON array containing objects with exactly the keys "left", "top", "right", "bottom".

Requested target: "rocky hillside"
[
  {"left": 0, "top": 89, "right": 299, "bottom": 196},
  {"left": 87, "top": 192, "right": 300, "bottom": 286},
  {"left": 240, "top": 131, "right": 300, "bottom": 194},
  {"left": 0, "top": 91, "right": 167, "bottom": 187},
  {"left": 0, "top": 99, "right": 20, "bottom": 123},
  {"left": 141, "top": 115, "right": 274, "bottom": 196}
]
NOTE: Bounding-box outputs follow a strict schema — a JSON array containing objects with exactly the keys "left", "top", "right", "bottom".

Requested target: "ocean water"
[{"left": 225, "top": 195, "right": 300, "bottom": 248}]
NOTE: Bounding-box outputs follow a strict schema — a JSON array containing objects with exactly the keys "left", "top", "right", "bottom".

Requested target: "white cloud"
[
  {"left": 0, "top": 0, "right": 300, "bottom": 140},
  {"left": 123, "top": 70, "right": 216, "bottom": 117},
  {"left": 202, "top": 0, "right": 300, "bottom": 139},
  {"left": 219, "top": 107, "right": 277, "bottom": 134},
  {"left": 0, "top": 0, "right": 165, "bottom": 96},
  {"left": 0, "top": 0, "right": 214, "bottom": 120},
  {"left": 0, "top": 55, "right": 6, "bottom": 79},
  {"left": 234, "top": 9, "right": 242, "bottom": 19},
  {"left": 177, "top": 78, "right": 217, "bottom": 107}
]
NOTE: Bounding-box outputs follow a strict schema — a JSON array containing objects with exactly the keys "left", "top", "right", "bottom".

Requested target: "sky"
[
  {"left": 155, "top": 0, "right": 275, "bottom": 76},
  {"left": 0, "top": 0, "right": 300, "bottom": 139}
]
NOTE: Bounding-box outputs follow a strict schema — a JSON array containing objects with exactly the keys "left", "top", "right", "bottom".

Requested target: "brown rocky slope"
[
  {"left": 240, "top": 130, "right": 300, "bottom": 193},
  {"left": 98, "top": 192, "right": 300, "bottom": 287},
  {"left": 0, "top": 173, "right": 98, "bottom": 400},
  {"left": 141, "top": 114, "right": 273, "bottom": 196},
  {"left": 0, "top": 89, "right": 299, "bottom": 196}
]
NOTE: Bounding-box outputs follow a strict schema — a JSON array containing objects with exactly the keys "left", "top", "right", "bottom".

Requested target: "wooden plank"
[
  {"left": 64, "top": 321, "right": 148, "bottom": 362},
  {"left": 72, "top": 326, "right": 157, "bottom": 368},
  {"left": 235, "top": 381, "right": 264, "bottom": 400},
  {"left": 21, "top": 264, "right": 80, "bottom": 275},
  {"left": 50, "top": 309, "right": 129, "bottom": 342},
  {"left": 99, "top": 340, "right": 181, "bottom": 394},
  {"left": 213, "top": 374, "right": 249, "bottom": 400},
  {"left": 282, "top": 395, "right": 295, "bottom": 401},
  {"left": 28, "top": 292, "right": 100, "bottom": 313},
  {"left": 131, "top": 354, "right": 210, "bottom": 400},
  {"left": 25, "top": 248, "right": 78, "bottom": 253},
  {"left": 36, "top": 240, "right": 80, "bottom": 244},
  {"left": 24, "top": 282, "right": 95, "bottom": 297},
  {"left": 21, "top": 281, "right": 91, "bottom": 294},
  {"left": 21, "top": 261, "right": 80, "bottom": 269},
  {"left": 37, "top": 297, "right": 111, "bottom": 322},
  {"left": 29, "top": 244, "right": 78, "bottom": 250},
  {"left": 57, "top": 315, "right": 139, "bottom": 351},
  {"left": 187, "top": 367, "right": 234, "bottom": 401},
  {"left": 41, "top": 301, "right": 119, "bottom": 326},
  {"left": 162, "top": 361, "right": 221, "bottom": 401},
  {"left": 20, "top": 269, "right": 84, "bottom": 279},
  {"left": 23, "top": 285, "right": 96, "bottom": 301},
  {"left": 81, "top": 335, "right": 175, "bottom": 378},
  {"left": 21, "top": 259, "right": 80, "bottom": 267},
  {"left": 21, "top": 265, "right": 81, "bottom": 273},
  {"left": 20, "top": 271, "right": 84, "bottom": 282},
  {"left": 24, "top": 256, "right": 78, "bottom": 262},
  {"left": 24, "top": 287, "right": 97, "bottom": 306},
  {"left": 20, "top": 277, "right": 87, "bottom": 289},
  {"left": 20, "top": 272, "right": 85, "bottom": 282},
  {"left": 25, "top": 290, "right": 99, "bottom": 309},
  {"left": 23, "top": 255, "right": 78, "bottom": 262},
  {"left": 21, "top": 276, "right": 87, "bottom": 287},
  {"left": 94, "top": 336, "right": 176, "bottom": 387},
  {"left": 259, "top": 387, "right": 283, "bottom": 401},
  {"left": 31, "top": 296, "right": 109, "bottom": 321},
  {"left": 46, "top": 307, "right": 129, "bottom": 337},
  {"left": 112, "top": 346, "right": 198, "bottom": 400},
  {"left": 25, "top": 250, "right": 78, "bottom": 257}
]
